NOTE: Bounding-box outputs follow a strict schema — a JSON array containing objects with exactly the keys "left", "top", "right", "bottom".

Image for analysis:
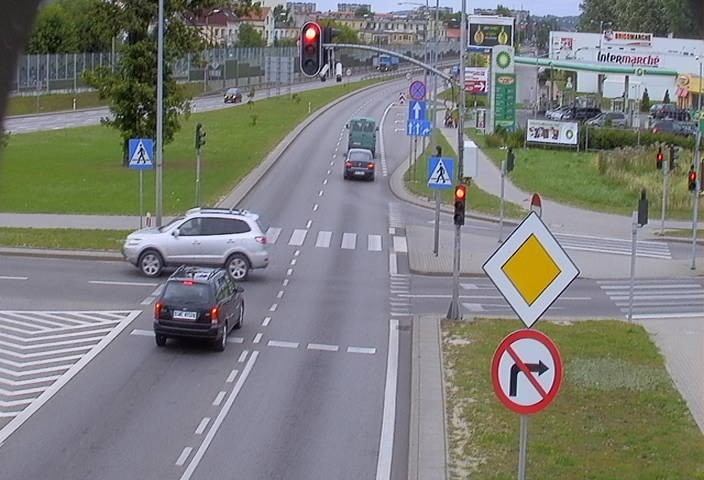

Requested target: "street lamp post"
[{"left": 203, "top": 9, "right": 222, "bottom": 93}]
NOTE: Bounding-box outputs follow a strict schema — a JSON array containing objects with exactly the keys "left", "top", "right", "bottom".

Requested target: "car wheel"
[
  {"left": 214, "top": 323, "right": 227, "bottom": 352},
  {"left": 226, "top": 253, "right": 250, "bottom": 281},
  {"left": 138, "top": 250, "right": 164, "bottom": 277},
  {"left": 369, "top": 174, "right": 375, "bottom": 181},
  {"left": 155, "top": 333, "right": 167, "bottom": 347},
  {"left": 235, "top": 301, "right": 244, "bottom": 329}
]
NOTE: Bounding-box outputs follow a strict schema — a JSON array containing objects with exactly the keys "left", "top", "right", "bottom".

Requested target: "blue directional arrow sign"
[
  {"left": 409, "top": 100, "right": 426, "bottom": 121},
  {"left": 428, "top": 157, "right": 454, "bottom": 189},
  {"left": 406, "top": 119, "right": 432, "bottom": 137}
]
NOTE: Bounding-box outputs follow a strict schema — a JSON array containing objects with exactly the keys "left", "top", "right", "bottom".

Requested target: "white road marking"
[
  {"left": 180, "top": 351, "right": 258, "bottom": 480},
  {"left": 269, "top": 303, "right": 278, "bottom": 312},
  {"left": 226, "top": 369, "right": 238, "bottom": 383},
  {"left": 368, "top": 234, "right": 382, "bottom": 251},
  {"left": 266, "top": 227, "right": 281, "bottom": 244},
  {"left": 288, "top": 229, "right": 307, "bottom": 246},
  {"left": 88, "top": 280, "right": 158, "bottom": 287},
  {"left": 393, "top": 236, "right": 408, "bottom": 253},
  {"left": 277, "top": 290, "right": 284, "bottom": 299},
  {"left": 341, "top": 233, "right": 356, "bottom": 249},
  {"left": 237, "top": 351, "right": 248, "bottom": 363},
  {"left": 306, "top": 220, "right": 312, "bottom": 229},
  {"left": 313, "top": 204, "right": 319, "bottom": 212},
  {"left": 253, "top": 333, "right": 262, "bottom": 344},
  {"left": 389, "top": 253, "right": 397, "bottom": 276},
  {"left": 347, "top": 346, "right": 376, "bottom": 354},
  {"left": 318, "top": 190, "right": 324, "bottom": 197},
  {"left": 307, "top": 343, "right": 339, "bottom": 352},
  {"left": 376, "top": 319, "right": 399, "bottom": 480},
  {"left": 212, "top": 391, "right": 226, "bottom": 407},
  {"left": 262, "top": 316, "right": 271, "bottom": 326},
  {"left": 282, "top": 279, "right": 289, "bottom": 287},
  {"left": 287, "top": 268, "right": 293, "bottom": 276},
  {"left": 0, "top": 276, "right": 27, "bottom": 281},
  {"left": 289, "top": 258, "right": 297, "bottom": 266},
  {"left": 195, "top": 417, "right": 210, "bottom": 435},
  {"left": 268, "top": 340, "right": 299, "bottom": 349},
  {"left": 323, "top": 178, "right": 328, "bottom": 185},
  {"left": 316, "top": 231, "right": 332, "bottom": 248},
  {"left": 176, "top": 447, "right": 192, "bottom": 466}
]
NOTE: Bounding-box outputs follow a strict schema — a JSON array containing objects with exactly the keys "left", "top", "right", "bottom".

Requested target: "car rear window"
[
  {"left": 162, "top": 281, "right": 213, "bottom": 306},
  {"left": 349, "top": 151, "right": 372, "bottom": 161}
]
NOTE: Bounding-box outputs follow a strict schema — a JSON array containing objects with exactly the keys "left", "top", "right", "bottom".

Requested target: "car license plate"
[
  {"left": 354, "top": 170, "right": 365, "bottom": 175},
  {"left": 173, "top": 310, "right": 197, "bottom": 320}
]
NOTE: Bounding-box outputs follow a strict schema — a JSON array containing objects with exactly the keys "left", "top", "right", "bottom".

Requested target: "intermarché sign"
[{"left": 596, "top": 51, "right": 661, "bottom": 67}]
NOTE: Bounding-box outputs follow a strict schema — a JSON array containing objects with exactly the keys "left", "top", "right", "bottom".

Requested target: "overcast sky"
[{"left": 316, "top": 0, "right": 582, "bottom": 17}]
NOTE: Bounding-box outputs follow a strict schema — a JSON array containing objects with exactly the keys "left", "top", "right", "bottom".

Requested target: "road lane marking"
[
  {"left": 268, "top": 340, "right": 299, "bottom": 349},
  {"left": 237, "top": 351, "right": 248, "bottom": 363},
  {"left": 288, "top": 229, "right": 307, "bottom": 246},
  {"left": 393, "top": 236, "right": 408, "bottom": 253},
  {"left": 176, "top": 447, "right": 192, "bottom": 466},
  {"left": 195, "top": 417, "right": 210, "bottom": 435},
  {"left": 368, "top": 234, "right": 382, "bottom": 251},
  {"left": 0, "top": 276, "right": 27, "bottom": 280},
  {"left": 88, "top": 280, "right": 159, "bottom": 287},
  {"left": 262, "top": 316, "right": 271, "bottom": 326},
  {"left": 179, "top": 351, "right": 258, "bottom": 480},
  {"left": 307, "top": 343, "right": 339, "bottom": 352},
  {"left": 316, "top": 231, "right": 332, "bottom": 248},
  {"left": 226, "top": 370, "right": 238, "bottom": 383},
  {"left": 376, "top": 319, "right": 399, "bottom": 480},
  {"left": 341, "top": 233, "right": 356, "bottom": 249},
  {"left": 212, "top": 391, "right": 226, "bottom": 407},
  {"left": 347, "top": 346, "right": 376, "bottom": 354}
]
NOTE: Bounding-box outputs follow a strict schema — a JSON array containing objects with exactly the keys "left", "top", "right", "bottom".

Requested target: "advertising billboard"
[
  {"left": 469, "top": 15, "right": 514, "bottom": 47},
  {"left": 526, "top": 119, "right": 579, "bottom": 145}
]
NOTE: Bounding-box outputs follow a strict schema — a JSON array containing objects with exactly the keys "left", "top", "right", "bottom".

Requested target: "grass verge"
[
  {"left": 404, "top": 129, "right": 527, "bottom": 219},
  {"left": 443, "top": 318, "right": 704, "bottom": 480},
  {"left": 0, "top": 227, "right": 129, "bottom": 251}
]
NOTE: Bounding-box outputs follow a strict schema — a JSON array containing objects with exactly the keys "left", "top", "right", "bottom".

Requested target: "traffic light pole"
[
  {"left": 661, "top": 160, "right": 669, "bottom": 235},
  {"left": 691, "top": 131, "right": 701, "bottom": 270},
  {"left": 447, "top": 224, "right": 461, "bottom": 321}
]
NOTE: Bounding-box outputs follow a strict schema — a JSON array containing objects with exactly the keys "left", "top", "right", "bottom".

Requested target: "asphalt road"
[{"left": 0, "top": 79, "right": 419, "bottom": 479}]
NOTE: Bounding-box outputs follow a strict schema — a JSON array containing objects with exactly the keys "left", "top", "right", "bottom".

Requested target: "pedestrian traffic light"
[
  {"left": 300, "top": 21, "right": 322, "bottom": 77},
  {"left": 689, "top": 167, "right": 697, "bottom": 191},
  {"left": 506, "top": 147, "right": 515, "bottom": 173},
  {"left": 195, "top": 123, "right": 206, "bottom": 149},
  {"left": 656, "top": 147, "right": 663, "bottom": 169},
  {"left": 453, "top": 185, "right": 466, "bottom": 226}
]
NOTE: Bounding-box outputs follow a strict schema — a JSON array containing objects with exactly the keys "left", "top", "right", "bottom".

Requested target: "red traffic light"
[
  {"left": 656, "top": 152, "right": 663, "bottom": 161},
  {"left": 454, "top": 185, "right": 466, "bottom": 200},
  {"left": 304, "top": 26, "right": 319, "bottom": 41}
]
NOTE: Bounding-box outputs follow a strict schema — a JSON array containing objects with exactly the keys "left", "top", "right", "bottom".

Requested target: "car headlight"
[{"left": 125, "top": 237, "right": 143, "bottom": 247}]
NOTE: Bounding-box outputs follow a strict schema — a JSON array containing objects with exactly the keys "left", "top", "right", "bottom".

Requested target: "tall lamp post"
[{"left": 203, "top": 9, "right": 222, "bottom": 93}]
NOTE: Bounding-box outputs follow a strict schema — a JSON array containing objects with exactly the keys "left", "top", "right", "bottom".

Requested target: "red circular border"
[
  {"left": 409, "top": 80, "right": 426, "bottom": 100},
  {"left": 491, "top": 329, "right": 563, "bottom": 415}
]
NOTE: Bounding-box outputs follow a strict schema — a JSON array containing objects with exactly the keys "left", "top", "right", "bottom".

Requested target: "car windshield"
[
  {"left": 349, "top": 151, "right": 371, "bottom": 161},
  {"left": 159, "top": 216, "right": 184, "bottom": 232},
  {"left": 162, "top": 281, "right": 212, "bottom": 306}
]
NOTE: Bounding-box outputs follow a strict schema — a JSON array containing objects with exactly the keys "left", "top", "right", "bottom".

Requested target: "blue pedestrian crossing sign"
[
  {"left": 428, "top": 157, "right": 454, "bottom": 189},
  {"left": 128, "top": 138, "right": 154, "bottom": 170}
]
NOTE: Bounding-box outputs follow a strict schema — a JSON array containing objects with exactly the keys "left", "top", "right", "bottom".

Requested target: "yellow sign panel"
[
  {"left": 502, "top": 234, "right": 561, "bottom": 305},
  {"left": 483, "top": 212, "right": 579, "bottom": 328}
]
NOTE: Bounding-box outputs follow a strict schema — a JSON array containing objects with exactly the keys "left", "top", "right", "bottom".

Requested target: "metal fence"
[{"left": 11, "top": 43, "right": 461, "bottom": 96}]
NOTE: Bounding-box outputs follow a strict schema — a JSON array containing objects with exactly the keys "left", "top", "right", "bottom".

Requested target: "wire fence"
[{"left": 11, "top": 43, "right": 461, "bottom": 96}]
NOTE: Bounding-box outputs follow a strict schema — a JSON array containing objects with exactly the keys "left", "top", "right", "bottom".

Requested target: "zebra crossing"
[
  {"left": 598, "top": 279, "right": 704, "bottom": 320},
  {"left": 266, "top": 227, "right": 388, "bottom": 252},
  {"left": 554, "top": 232, "right": 671, "bottom": 259},
  {"left": 0, "top": 310, "right": 139, "bottom": 444}
]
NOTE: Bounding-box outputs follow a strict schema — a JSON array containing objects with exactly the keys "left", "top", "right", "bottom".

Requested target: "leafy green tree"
[
  {"left": 65, "top": 0, "right": 119, "bottom": 52},
  {"left": 83, "top": 0, "right": 257, "bottom": 165},
  {"left": 641, "top": 88, "right": 651, "bottom": 112},
  {"left": 320, "top": 20, "right": 360, "bottom": 44},
  {"left": 238, "top": 24, "right": 265, "bottom": 47},
  {"left": 26, "top": 2, "right": 78, "bottom": 54},
  {"left": 535, "top": 17, "right": 559, "bottom": 51},
  {"left": 354, "top": 6, "right": 371, "bottom": 18},
  {"left": 577, "top": 0, "right": 618, "bottom": 32}
]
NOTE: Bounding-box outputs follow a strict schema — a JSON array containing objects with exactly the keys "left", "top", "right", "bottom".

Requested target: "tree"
[
  {"left": 83, "top": 0, "right": 258, "bottom": 165},
  {"left": 641, "top": 88, "right": 651, "bottom": 112},
  {"left": 320, "top": 21, "right": 360, "bottom": 44},
  {"left": 238, "top": 23, "right": 265, "bottom": 47},
  {"left": 26, "top": 2, "right": 78, "bottom": 54},
  {"left": 354, "top": 6, "right": 371, "bottom": 18},
  {"left": 663, "top": 89, "right": 671, "bottom": 103}
]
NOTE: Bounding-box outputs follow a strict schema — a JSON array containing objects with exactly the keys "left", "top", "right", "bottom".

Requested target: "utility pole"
[{"left": 155, "top": 0, "right": 164, "bottom": 226}]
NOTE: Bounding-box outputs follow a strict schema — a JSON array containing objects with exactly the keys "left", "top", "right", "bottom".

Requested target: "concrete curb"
[{"left": 409, "top": 315, "right": 448, "bottom": 480}]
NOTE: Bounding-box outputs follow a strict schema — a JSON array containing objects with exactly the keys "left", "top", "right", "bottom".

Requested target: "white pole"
[
  {"left": 155, "top": 0, "right": 164, "bottom": 226},
  {"left": 499, "top": 159, "right": 505, "bottom": 242},
  {"left": 628, "top": 211, "right": 638, "bottom": 323}
]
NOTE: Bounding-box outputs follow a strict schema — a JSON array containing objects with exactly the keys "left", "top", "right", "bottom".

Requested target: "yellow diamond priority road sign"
[{"left": 483, "top": 212, "right": 579, "bottom": 328}]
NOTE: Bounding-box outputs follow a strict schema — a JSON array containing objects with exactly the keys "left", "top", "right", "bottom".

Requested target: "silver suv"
[{"left": 122, "top": 207, "right": 269, "bottom": 280}]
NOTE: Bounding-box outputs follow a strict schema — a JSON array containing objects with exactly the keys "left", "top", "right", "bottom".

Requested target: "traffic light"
[
  {"left": 195, "top": 123, "right": 206, "bottom": 149},
  {"left": 656, "top": 147, "right": 663, "bottom": 170},
  {"left": 506, "top": 147, "right": 515, "bottom": 173},
  {"left": 453, "top": 185, "right": 466, "bottom": 226},
  {"left": 300, "top": 21, "right": 322, "bottom": 77},
  {"left": 669, "top": 144, "right": 677, "bottom": 171},
  {"left": 689, "top": 166, "right": 697, "bottom": 191}
]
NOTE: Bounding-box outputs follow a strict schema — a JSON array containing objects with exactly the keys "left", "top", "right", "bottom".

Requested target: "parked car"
[
  {"left": 122, "top": 207, "right": 269, "bottom": 280},
  {"left": 585, "top": 111, "right": 628, "bottom": 128},
  {"left": 223, "top": 87, "right": 243, "bottom": 103},
  {"left": 649, "top": 103, "right": 690, "bottom": 121},
  {"left": 545, "top": 105, "right": 570, "bottom": 120},
  {"left": 153, "top": 266, "right": 244, "bottom": 351},
  {"left": 343, "top": 148, "right": 375, "bottom": 181},
  {"left": 561, "top": 106, "right": 602, "bottom": 122},
  {"left": 650, "top": 119, "right": 697, "bottom": 136}
]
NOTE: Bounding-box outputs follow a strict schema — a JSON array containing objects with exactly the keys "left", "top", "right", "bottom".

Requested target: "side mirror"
[
  {"left": 345, "top": 123, "right": 349, "bottom": 129},
  {"left": 171, "top": 229, "right": 180, "bottom": 237}
]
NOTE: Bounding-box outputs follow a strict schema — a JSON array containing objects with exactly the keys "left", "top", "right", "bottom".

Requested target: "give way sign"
[{"left": 491, "top": 329, "right": 563, "bottom": 415}]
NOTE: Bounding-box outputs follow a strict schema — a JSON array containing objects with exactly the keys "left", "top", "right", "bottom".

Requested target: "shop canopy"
[{"left": 515, "top": 56, "right": 679, "bottom": 77}]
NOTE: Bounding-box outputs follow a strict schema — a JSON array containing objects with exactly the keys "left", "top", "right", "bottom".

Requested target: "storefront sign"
[
  {"left": 596, "top": 51, "right": 661, "bottom": 67},
  {"left": 526, "top": 119, "right": 578, "bottom": 145},
  {"left": 603, "top": 30, "right": 653, "bottom": 47}
]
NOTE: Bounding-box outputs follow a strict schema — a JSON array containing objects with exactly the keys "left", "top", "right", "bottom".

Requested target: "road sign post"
[
  {"left": 492, "top": 328, "right": 563, "bottom": 480},
  {"left": 128, "top": 138, "right": 154, "bottom": 228}
]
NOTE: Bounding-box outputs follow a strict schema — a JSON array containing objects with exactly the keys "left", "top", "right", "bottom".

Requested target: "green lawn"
[{"left": 444, "top": 318, "right": 704, "bottom": 480}]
